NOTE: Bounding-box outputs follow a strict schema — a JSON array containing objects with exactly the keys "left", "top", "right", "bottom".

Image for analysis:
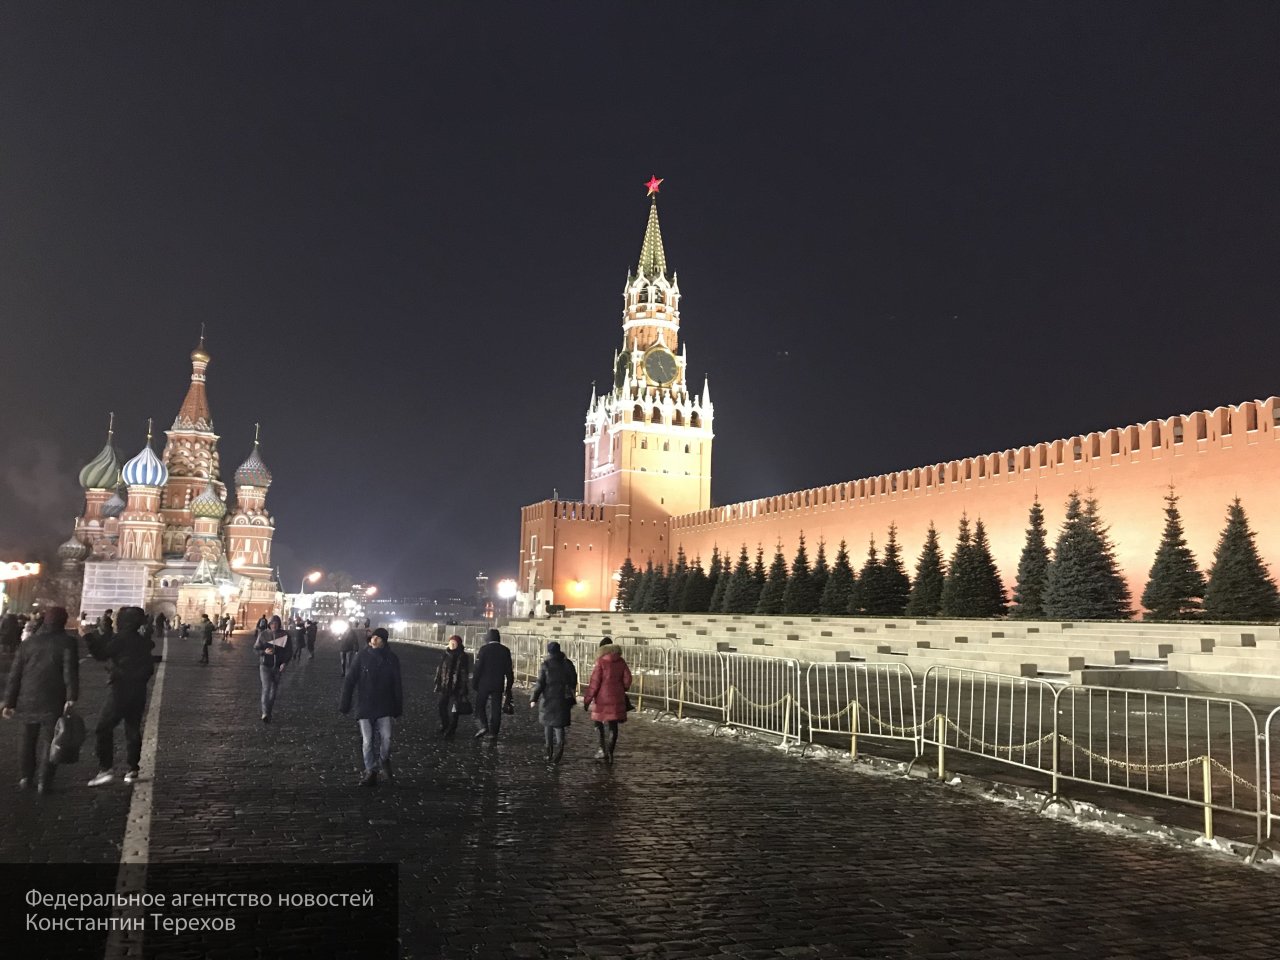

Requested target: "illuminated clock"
[
  {"left": 614, "top": 350, "right": 631, "bottom": 389},
  {"left": 643, "top": 347, "right": 678, "bottom": 386}
]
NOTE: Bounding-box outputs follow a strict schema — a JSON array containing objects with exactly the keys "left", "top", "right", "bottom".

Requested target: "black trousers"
[
  {"left": 595, "top": 720, "right": 619, "bottom": 751},
  {"left": 96, "top": 686, "right": 146, "bottom": 771},
  {"left": 475, "top": 689, "right": 504, "bottom": 736},
  {"left": 19, "top": 720, "right": 55, "bottom": 784}
]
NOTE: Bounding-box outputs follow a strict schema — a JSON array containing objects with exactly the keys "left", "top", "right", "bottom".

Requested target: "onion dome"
[
  {"left": 79, "top": 414, "right": 121, "bottom": 490},
  {"left": 58, "top": 534, "right": 89, "bottom": 562},
  {"left": 121, "top": 421, "right": 169, "bottom": 488},
  {"left": 102, "top": 486, "right": 127, "bottom": 519},
  {"left": 190, "top": 480, "right": 227, "bottom": 519},
  {"left": 234, "top": 424, "right": 272, "bottom": 488}
]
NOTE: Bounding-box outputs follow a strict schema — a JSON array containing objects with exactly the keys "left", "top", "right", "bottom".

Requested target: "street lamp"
[
  {"left": 365, "top": 585, "right": 377, "bottom": 597},
  {"left": 300, "top": 570, "right": 323, "bottom": 595},
  {"left": 497, "top": 578, "right": 517, "bottom": 618}
]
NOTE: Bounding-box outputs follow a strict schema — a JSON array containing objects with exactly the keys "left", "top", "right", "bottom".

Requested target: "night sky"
[{"left": 2, "top": 3, "right": 1279, "bottom": 596}]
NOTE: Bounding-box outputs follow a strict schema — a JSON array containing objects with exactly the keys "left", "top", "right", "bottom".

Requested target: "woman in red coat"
[{"left": 583, "top": 637, "right": 632, "bottom": 763}]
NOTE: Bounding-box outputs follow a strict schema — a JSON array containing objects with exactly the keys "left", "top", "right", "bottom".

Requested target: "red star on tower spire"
[{"left": 644, "top": 175, "right": 663, "bottom": 197}]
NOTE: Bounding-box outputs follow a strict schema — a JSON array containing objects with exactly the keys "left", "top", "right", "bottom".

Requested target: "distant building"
[{"left": 67, "top": 338, "right": 282, "bottom": 624}]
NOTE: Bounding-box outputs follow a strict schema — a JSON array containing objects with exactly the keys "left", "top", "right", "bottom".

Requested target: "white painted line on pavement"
[{"left": 104, "top": 631, "right": 168, "bottom": 960}]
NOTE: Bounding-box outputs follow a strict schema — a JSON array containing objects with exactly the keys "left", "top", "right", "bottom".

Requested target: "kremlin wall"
[{"left": 518, "top": 187, "right": 1280, "bottom": 618}]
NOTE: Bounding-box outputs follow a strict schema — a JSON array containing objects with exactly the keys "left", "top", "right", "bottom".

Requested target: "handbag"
[
  {"left": 625, "top": 694, "right": 636, "bottom": 713},
  {"left": 49, "top": 708, "right": 86, "bottom": 765},
  {"left": 452, "top": 696, "right": 473, "bottom": 716}
]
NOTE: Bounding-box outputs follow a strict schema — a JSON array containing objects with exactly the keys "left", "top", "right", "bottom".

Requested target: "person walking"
[
  {"left": 432, "top": 635, "right": 472, "bottom": 737},
  {"left": 98, "top": 609, "right": 115, "bottom": 640},
  {"left": 583, "top": 637, "right": 632, "bottom": 764},
  {"left": 339, "top": 621, "right": 361, "bottom": 677},
  {"left": 304, "top": 619, "right": 317, "bottom": 660},
  {"left": 470, "top": 628, "right": 513, "bottom": 740},
  {"left": 155, "top": 613, "right": 167, "bottom": 641},
  {"left": 198, "top": 613, "right": 214, "bottom": 664},
  {"left": 0, "top": 614, "right": 20, "bottom": 655},
  {"left": 254, "top": 615, "right": 292, "bottom": 722},
  {"left": 530, "top": 641, "right": 578, "bottom": 764},
  {"left": 339, "top": 628, "right": 403, "bottom": 787},
  {"left": 1, "top": 607, "right": 79, "bottom": 794},
  {"left": 86, "top": 606, "right": 155, "bottom": 786}
]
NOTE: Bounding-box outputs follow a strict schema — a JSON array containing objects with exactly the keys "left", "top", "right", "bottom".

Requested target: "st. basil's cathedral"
[{"left": 55, "top": 337, "right": 282, "bottom": 624}]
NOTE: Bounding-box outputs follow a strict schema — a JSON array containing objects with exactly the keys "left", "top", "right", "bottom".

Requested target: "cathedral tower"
[
  {"left": 160, "top": 335, "right": 223, "bottom": 556},
  {"left": 117, "top": 422, "right": 168, "bottom": 567},
  {"left": 582, "top": 179, "right": 714, "bottom": 564},
  {"left": 225, "top": 425, "right": 276, "bottom": 580}
]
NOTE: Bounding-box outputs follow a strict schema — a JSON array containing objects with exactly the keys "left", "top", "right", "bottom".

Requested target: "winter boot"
[{"left": 552, "top": 741, "right": 565, "bottom": 765}]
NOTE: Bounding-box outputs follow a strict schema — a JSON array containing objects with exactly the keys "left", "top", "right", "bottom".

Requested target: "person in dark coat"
[
  {"left": 304, "top": 619, "right": 318, "bottom": 660},
  {"left": 86, "top": 606, "right": 155, "bottom": 786},
  {"left": 530, "top": 641, "right": 578, "bottom": 764},
  {"left": 254, "top": 615, "right": 292, "bottom": 722},
  {"left": 470, "top": 628, "right": 513, "bottom": 740},
  {"left": 433, "top": 635, "right": 471, "bottom": 737},
  {"left": 340, "top": 628, "right": 403, "bottom": 787},
  {"left": 339, "top": 622, "right": 361, "bottom": 677},
  {"left": 98, "top": 609, "right": 114, "bottom": 640},
  {"left": 584, "top": 637, "right": 632, "bottom": 764},
  {"left": 0, "top": 614, "right": 20, "bottom": 654},
  {"left": 198, "top": 614, "right": 214, "bottom": 663},
  {"left": 2, "top": 607, "right": 79, "bottom": 793}
]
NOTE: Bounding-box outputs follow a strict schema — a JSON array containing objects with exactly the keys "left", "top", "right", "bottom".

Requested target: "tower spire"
[
  {"left": 107, "top": 411, "right": 115, "bottom": 443},
  {"left": 637, "top": 178, "right": 667, "bottom": 280}
]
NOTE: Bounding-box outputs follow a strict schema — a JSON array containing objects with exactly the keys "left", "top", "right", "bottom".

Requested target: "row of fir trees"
[{"left": 615, "top": 491, "right": 1280, "bottom": 622}]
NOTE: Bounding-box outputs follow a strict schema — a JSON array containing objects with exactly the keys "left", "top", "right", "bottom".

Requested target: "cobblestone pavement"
[{"left": 4, "top": 633, "right": 1280, "bottom": 959}]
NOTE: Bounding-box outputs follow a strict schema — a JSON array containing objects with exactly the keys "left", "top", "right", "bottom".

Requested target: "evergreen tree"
[
  {"left": 681, "top": 558, "right": 713, "bottom": 612},
  {"left": 616, "top": 557, "right": 638, "bottom": 611},
  {"left": 667, "top": 546, "right": 689, "bottom": 613},
  {"left": 905, "top": 523, "right": 945, "bottom": 617},
  {"left": 850, "top": 538, "right": 882, "bottom": 615},
  {"left": 756, "top": 543, "right": 789, "bottom": 614},
  {"left": 721, "top": 546, "right": 759, "bottom": 614},
  {"left": 874, "top": 523, "right": 912, "bottom": 616},
  {"left": 1043, "top": 492, "right": 1133, "bottom": 620},
  {"left": 782, "top": 533, "right": 820, "bottom": 614},
  {"left": 1010, "top": 499, "right": 1050, "bottom": 620},
  {"left": 972, "top": 519, "right": 1008, "bottom": 617},
  {"left": 1203, "top": 498, "right": 1280, "bottom": 621},
  {"left": 940, "top": 514, "right": 981, "bottom": 617},
  {"left": 705, "top": 547, "right": 724, "bottom": 612},
  {"left": 631, "top": 560, "right": 654, "bottom": 613},
  {"left": 709, "top": 546, "right": 732, "bottom": 612},
  {"left": 811, "top": 540, "right": 830, "bottom": 605},
  {"left": 819, "top": 540, "right": 855, "bottom": 615},
  {"left": 645, "top": 562, "right": 671, "bottom": 613},
  {"left": 751, "top": 546, "right": 767, "bottom": 598},
  {"left": 1141, "top": 490, "right": 1206, "bottom": 620}
]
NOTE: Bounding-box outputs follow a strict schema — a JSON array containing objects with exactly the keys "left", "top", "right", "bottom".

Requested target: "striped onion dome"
[
  {"left": 79, "top": 439, "right": 121, "bottom": 490},
  {"left": 122, "top": 437, "right": 168, "bottom": 488},
  {"left": 235, "top": 441, "right": 272, "bottom": 489},
  {"left": 101, "top": 487, "right": 127, "bottom": 519},
  {"left": 190, "top": 480, "right": 227, "bottom": 519},
  {"left": 57, "top": 534, "right": 89, "bottom": 562}
]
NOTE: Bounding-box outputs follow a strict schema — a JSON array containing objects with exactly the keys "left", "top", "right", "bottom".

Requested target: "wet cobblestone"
[{"left": 3, "top": 634, "right": 1279, "bottom": 958}]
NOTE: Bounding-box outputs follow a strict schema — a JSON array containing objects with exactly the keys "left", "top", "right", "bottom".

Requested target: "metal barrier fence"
[
  {"left": 669, "top": 648, "right": 729, "bottom": 722},
  {"left": 1267, "top": 707, "right": 1280, "bottom": 841},
  {"left": 724, "top": 654, "right": 801, "bottom": 744},
  {"left": 804, "top": 661, "right": 919, "bottom": 756}
]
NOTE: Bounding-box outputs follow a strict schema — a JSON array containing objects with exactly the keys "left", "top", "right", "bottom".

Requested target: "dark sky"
[{"left": 2, "top": 3, "right": 1279, "bottom": 596}]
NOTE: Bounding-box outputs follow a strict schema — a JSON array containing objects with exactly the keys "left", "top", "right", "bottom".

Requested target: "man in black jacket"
[
  {"left": 198, "top": 614, "right": 214, "bottom": 664},
  {"left": 87, "top": 606, "right": 155, "bottom": 786},
  {"left": 2, "top": 606, "right": 79, "bottom": 794},
  {"left": 470, "top": 628, "right": 513, "bottom": 740},
  {"left": 340, "top": 628, "right": 403, "bottom": 787}
]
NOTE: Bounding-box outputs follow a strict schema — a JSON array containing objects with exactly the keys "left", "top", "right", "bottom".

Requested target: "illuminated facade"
[
  {"left": 519, "top": 186, "right": 1280, "bottom": 615},
  {"left": 69, "top": 339, "right": 282, "bottom": 623}
]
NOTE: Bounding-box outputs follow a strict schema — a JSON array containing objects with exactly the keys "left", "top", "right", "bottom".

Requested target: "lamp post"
[
  {"left": 497, "top": 578, "right": 517, "bottom": 619},
  {"left": 300, "top": 570, "right": 323, "bottom": 595}
]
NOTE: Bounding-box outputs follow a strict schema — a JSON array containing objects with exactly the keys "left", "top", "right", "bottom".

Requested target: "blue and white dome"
[{"left": 122, "top": 434, "right": 168, "bottom": 488}]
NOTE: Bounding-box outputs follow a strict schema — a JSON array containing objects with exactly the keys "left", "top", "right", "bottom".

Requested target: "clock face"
[
  {"left": 643, "top": 347, "right": 678, "bottom": 386},
  {"left": 614, "top": 351, "right": 631, "bottom": 389}
]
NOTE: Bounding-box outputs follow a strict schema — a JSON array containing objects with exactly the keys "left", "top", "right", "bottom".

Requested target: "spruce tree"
[
  {"left": 756, "top": 543, "right": 789, "bottom": 614},
  {"left": 1010, "top": 499, "right": 1050, "bottom": 620},
  {"left": 645, "top": 562, "right": 671, "bottom": 613},
  {"left": 705, "top": 547, "right": 723, "bottom": 612},
  {"left": 972, "top": 519, "right": 1008, "bottom": 616},
  {"left": 905, "top": 523, "right": 945, "bottom": 617},
  {"left": 616, "top": 557, "right": 638, "bottom": 611},
  {"left": 1043, "top": 492, "right": 1132, "bottom": 620},
  {"left": 631, "top": 560, "right": 653, "bottom": 613},
  {"left": 682, "top": 558, "right": 713, "bottom": 612},
  {"left": 1141, "top": 490, "right": 1206, "bottom": 620},
  {"left": 751, "top": 546, "right": 767, "bottom": 599},
  {"left": 709, "top": 546, "right": 733, "bottom": 612},
  {"left": 721, "top": 545, "right": 758, "bottom": 614},
  {"left": 1203, "top": 498, "right": 1280, "bottom": 621},
  {"left": 811, "top": 540, "right": 830, "bottom": 606},
  {"left": 820, "top": 540, "right": 855, "bottom": 615},
  {"left": 667, "top": 546, "right": 689, "bottom": 613},
  {"left": 850, "top": 538, "right": 881, "bottom": 616},
  {"left": 782, "top": 532, "right": 820, "bottom": 614},
  {"left": 940, "top": 514, "right": 981, "bottom": 617},
  {"left": 875, "top": 523, "right": 912, "bottom": 616}
]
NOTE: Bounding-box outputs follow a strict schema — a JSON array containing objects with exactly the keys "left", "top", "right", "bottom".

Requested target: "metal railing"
[
  {"left": 804, "top": 661, "right": 919, "bottom": 756},
  {"left": 1266, "top": 706, "right": 1280, "bottom": 841},
  {"left": 724, "top": 654, "right": 802, "bottom": 744}
]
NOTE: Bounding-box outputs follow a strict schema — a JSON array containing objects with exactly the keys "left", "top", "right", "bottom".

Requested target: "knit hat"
[
  {"left": 372, "top": 627, "right": 389, "bottom": 642},
  {"left": 598, "top": 636, "right": 613, "bottom": 648},
  {"left": 486, "top": 628, "right": 501, "bottom": 644},
  {"left": 448, "top": 634, "right": 463, "bottom": 647},
  {"left": 546, "top": 641, "right": 561, "bottom": 654}
]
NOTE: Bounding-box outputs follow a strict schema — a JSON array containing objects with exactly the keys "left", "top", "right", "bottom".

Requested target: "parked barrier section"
[
  {"left": 723, "top": 654, "right": 801, "bottom": 744},
  {"left": 669, "top": 649, "right": 728, "bottom": 722},
  {"left": 804, "top": 662, "right": 918, "bottom": 755}
]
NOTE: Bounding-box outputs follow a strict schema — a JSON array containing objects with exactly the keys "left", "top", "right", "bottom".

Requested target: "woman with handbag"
[
  {"left": 583, "top": 637, "right": 632, "bottom": 764},
  {"left": 433, "top": 635, "right": 471, "bottom": 737},
  {"left": 530, "top": 641, "right": 578, "bottom": 764}
]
